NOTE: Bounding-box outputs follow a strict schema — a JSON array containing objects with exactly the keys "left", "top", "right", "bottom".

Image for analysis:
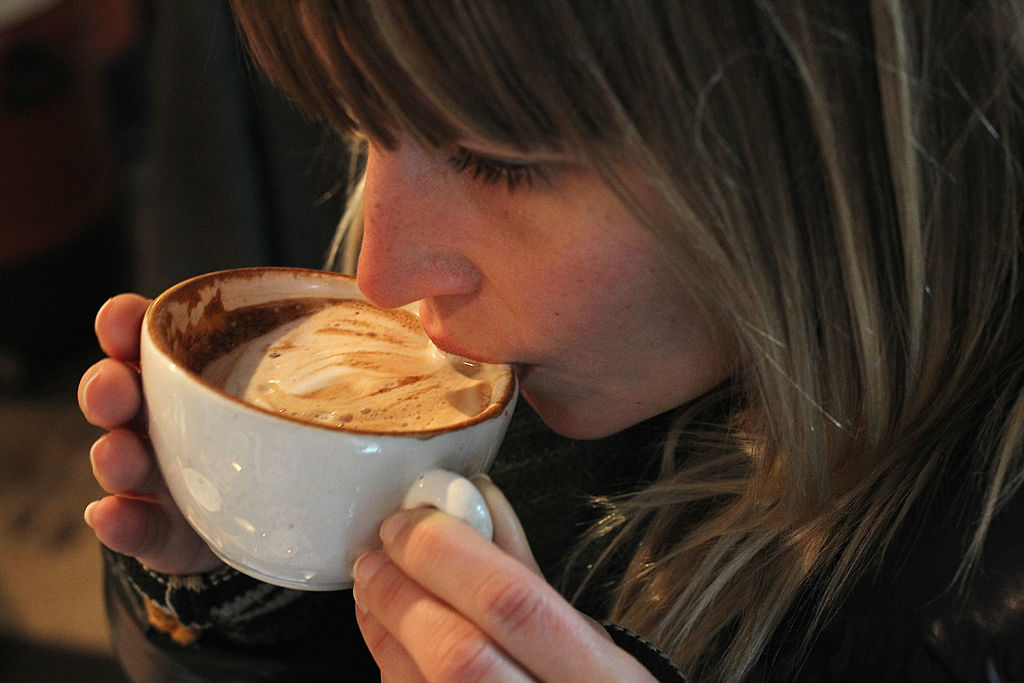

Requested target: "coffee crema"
[{"left": 200, "top": 298, "right": 509, "bottom": 433}]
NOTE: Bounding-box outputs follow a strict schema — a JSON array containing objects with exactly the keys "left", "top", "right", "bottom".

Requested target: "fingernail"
[
  {"left": 97, "top": 296, "right": 114, "bottom": 317},
  {"left": 89, "top": 434, "right": 106, "bottom": 475},
  {"left": 379, "top": 513, "right": 407, "bottom": 547},
  {"left": 78, "top": 371, "right": 96, "bottom": 414},
  {"left": 351, "top": 551, "right": 387, "bottom": 606},
  {"left": 83, "top": 500, "right": 99, "bottom": 528}
]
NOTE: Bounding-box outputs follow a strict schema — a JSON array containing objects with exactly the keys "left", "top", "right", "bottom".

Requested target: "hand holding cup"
[
  {"left": 80, "top": 293, "right": 224, "bottom": 576},
  {"left": 137, "top": 267, "right": 516, "bottom": 589}
]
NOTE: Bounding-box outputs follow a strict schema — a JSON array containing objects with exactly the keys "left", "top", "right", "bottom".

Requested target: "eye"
[{"left": 446, "top": 147, "right": 545, "bottom": 191}]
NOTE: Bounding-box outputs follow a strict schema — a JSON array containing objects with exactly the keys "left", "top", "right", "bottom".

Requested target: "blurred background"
[{"left": 0, "top": 0, "right": 345, "bottom": 678}]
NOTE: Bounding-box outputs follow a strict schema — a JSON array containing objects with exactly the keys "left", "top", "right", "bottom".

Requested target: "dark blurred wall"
[
  {"left": 0, "top": 0, "right": 345, "bottom": 389},
  {"left": 129, "top": 1, "right": 345, "bottom": 297},
  {"left": 0, "top": 0, "right": 137, "bottom": 389}
]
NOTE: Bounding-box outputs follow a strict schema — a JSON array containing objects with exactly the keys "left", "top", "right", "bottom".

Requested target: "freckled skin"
[{"left": 356, "top": 138, "right": 732, "bottom": 439}]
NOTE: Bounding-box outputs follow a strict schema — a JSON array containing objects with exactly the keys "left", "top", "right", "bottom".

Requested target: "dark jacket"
[{"left": 104, "top": 405, "right": 1024, "bottom": 681}]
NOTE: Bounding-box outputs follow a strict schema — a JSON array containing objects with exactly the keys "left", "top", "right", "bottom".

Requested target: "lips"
[
  {"left": 426, "top": 325, "right": 532, "bottom": 390},
  {"left": 419, "top": 308, "right": 537, "bottom": 399},
  {"left": 417, "top": 303, "right": 507, "bottom": 366},
  {"left": 512, "top": 362, "right": 532, "bottom": 385},
  {"left": 423, "top": 328, "right": 508, "bottom": 366}
]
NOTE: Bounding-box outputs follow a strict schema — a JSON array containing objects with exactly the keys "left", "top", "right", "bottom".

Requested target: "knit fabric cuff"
[
  {"left": 103, "top": 547, "right": 313, "bottom": 647},
  {"left": 603, "top": 622, "right": 687, "bottom": 682}
]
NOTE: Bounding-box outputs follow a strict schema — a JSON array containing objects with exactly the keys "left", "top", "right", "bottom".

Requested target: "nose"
[{"left": 355, "top": 141, "right": 481, "bottom": 310}]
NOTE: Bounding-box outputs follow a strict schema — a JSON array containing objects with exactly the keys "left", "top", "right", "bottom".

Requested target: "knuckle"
[
  {"left": 428, "top": 617, "right": 500, "bottom": 682},
  {"left": 357, "top": 612, "right": 391, "bottom": 655},
  {"left": 400, "top": 513, "right": 450, "bottom": 569},
  {"left": 363, "top": 562, "right": 406, "bottom": 613},
  {"left": 474, "top": 572, "right": 546, "bottom": 633},
  {"left": 137, "top": 506, "right": 168, "bottom": 557}
]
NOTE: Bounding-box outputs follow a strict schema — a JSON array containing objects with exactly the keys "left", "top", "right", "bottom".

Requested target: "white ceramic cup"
[{"left": 139, "top": 267, "right": 517, "bottom": 590}]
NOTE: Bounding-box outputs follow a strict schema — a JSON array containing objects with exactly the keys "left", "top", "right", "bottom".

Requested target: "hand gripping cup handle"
[{"left": 401, "top": 469, "right": 494, "bottom": 540}]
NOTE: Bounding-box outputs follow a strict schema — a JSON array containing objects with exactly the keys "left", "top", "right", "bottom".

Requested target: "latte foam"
[{"left": 200, "top": 299, "right": 509, "bottom": 432}]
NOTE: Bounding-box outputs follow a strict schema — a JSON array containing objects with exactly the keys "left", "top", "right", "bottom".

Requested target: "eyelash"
[{"left": 447, "top": 147, "right": 542, "bottom": 191}]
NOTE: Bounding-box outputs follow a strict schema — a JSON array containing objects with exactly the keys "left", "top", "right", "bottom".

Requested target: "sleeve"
[
  {"left": 603, "top": 622, "right": 687, "bottom": 683},
  {"left": 102, "top": 548, "right": 380, "bottom": 681}
]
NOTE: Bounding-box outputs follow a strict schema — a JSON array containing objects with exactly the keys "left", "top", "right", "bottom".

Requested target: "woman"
[{"left": 79, "top": 1, "right": 1024, "bottom": 680}]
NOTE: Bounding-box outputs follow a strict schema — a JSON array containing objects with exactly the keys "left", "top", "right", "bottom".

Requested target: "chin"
[{"left": 522, "top": 391, "right": 627, "bottom": 440}]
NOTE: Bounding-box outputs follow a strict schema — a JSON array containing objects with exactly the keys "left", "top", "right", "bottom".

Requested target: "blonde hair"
[{"left": 232, "top": 1, "right": 1024, "bottom": 679}]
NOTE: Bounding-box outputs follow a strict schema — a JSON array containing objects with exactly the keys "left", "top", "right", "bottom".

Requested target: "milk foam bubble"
[{"left": 200, "top": 300, "right": 508, "bottom": 432}]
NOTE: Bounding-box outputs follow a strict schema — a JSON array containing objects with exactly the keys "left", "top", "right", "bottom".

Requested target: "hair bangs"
[{"left": 234, "top": 1, "right": 623, "bottom": 154}]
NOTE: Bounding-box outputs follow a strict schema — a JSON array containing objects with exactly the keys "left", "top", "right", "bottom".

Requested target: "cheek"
[{"left": 520, "top": 263, "right": 732, "bottom": 437}]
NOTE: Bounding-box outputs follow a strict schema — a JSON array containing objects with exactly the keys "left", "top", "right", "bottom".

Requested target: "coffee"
[{"left": 198, "top": 298, "right": 509, "bottom": 433}]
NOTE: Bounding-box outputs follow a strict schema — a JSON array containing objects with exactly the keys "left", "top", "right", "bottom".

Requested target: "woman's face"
[{"left": 356, "top": 136, "right": 733, "bottom": 439}]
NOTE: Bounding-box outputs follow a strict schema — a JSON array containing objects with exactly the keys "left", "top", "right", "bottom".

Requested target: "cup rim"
[{"left": 143, "top": 266, "right": 517, "bottom": 438}]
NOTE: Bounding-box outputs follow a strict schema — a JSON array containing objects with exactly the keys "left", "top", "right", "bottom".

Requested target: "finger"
[
  {"left": 464, "top": 486, "right": 609, "bottom": 644},
  {"left": 95, "top": 294, "right": 150, "bottom": 361},
  {"left": 470, "top": 474, "right": 541, "bottom": 576},
  {"left": 353, "top": 602, "right": 429, "bottom": 683},
  {"left": 79, "top": 358, "right": 142, "bottom": 429},
  {"left": 84, "top": 495, "right": 222, "bottom": 575},
  {"left": 90, "top": 429, "right": 163, "bottom": 499},
  {"left": 380, "top": 509, "right": 652, "bottom": 682},
  {"left": 352, "top": 550, "right": 534, "bottom": 682}
]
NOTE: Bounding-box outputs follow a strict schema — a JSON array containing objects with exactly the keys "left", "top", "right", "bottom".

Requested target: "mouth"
[
  {"left": 424, "top": 330, "right": 534, "bottom": 388},
  {"left": 422, "top": 328, "right": 506, "bottom": 367},
  {"left": 417, "top": 303, "right": 524, "bottom": 371},
  {"left": 512, "top": 362, "right": 533, "bottom": 384},
  {"left": 423, "top": 327, "right": 536, "bottom": 397}
]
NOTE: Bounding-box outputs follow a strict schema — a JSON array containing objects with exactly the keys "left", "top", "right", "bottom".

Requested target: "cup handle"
[{"left": 401, "top": 469, "right": 493, "bottom": 540}]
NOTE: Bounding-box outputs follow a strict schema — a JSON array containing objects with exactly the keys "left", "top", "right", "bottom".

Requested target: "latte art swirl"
[{"left": 200, "top": 299, "right": 507, "bottom": 432}]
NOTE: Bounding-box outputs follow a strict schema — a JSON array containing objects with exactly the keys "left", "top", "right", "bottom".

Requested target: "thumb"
[{"left": 470, "top": 473, "right": 542, "bottom": 577}]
